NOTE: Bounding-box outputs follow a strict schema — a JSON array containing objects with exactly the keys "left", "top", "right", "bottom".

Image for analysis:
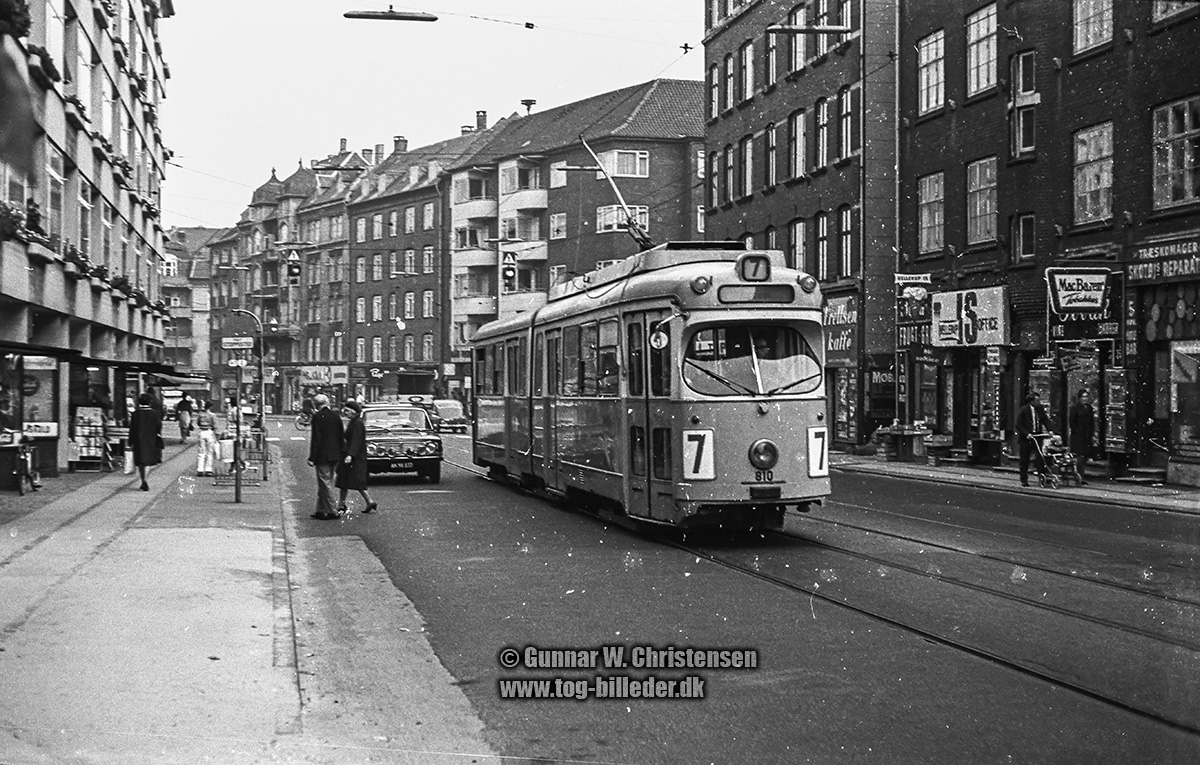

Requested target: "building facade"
[
  {"left": 160, "top": 226, "right": 215, "bottom": 393},
  {"left": 0, "top": 0, "right": 173, "bottom": 475},
  {"left": 898, "top": 0, "right": 1200, "bottom": 482},
  {"left": 703, "top": 0, "right": 899, "bottom": 448}
]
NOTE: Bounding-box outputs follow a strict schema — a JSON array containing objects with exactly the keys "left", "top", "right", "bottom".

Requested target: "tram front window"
[{"left": 683, "top": 324, "right": 822, "bottom": 397}]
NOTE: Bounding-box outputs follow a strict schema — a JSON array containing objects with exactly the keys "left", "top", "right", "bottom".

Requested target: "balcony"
[
  {"left": 502, "top": 188, "right": 548, "bottom": 212},
  {"left": 454, "top": 197, "right": 498, "bottom": 221},
  {"left": 453, "top": 294, "right": 498, "bottom": 317},
  {"left": 512, "top": 240, "right": 548, "bottom": 262},
  {"left": 451, "top": 247, "right": 496, "bottom": 269},
  {"left": 499, "top": 290, "right": 546, "bottom": 316}
]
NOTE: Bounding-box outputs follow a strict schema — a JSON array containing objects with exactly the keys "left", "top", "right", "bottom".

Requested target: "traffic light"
[
  {"left": 287, "top": 261, "right": 302, "bottom": 286},
  {"left": 502, "top": 264, "right": 516, "bottom": 293}
]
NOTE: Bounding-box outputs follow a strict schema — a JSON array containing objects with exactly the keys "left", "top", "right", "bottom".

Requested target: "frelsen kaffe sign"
[{"left": 1045, "top": 267, "right": 1111, "bottom": 313}]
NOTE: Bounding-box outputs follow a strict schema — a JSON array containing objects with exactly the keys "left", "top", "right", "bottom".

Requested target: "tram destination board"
[{"left": 221, "top": 336, "right": 255, "bottom": 350}]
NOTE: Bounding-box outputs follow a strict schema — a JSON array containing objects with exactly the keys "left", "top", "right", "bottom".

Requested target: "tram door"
[{"left": 625, "top": 311, "right": 674, "bottom": 521}]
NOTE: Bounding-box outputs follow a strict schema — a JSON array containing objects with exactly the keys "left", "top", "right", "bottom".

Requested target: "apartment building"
[{"left": 0, "top": 0, "right": 173, "bottom": 476}]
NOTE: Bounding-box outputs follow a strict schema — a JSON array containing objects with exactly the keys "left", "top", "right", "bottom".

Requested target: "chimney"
[
  {"left": 461, "top": 125, "right": 473, "bottom": 135},
  {"left": 375, "top": 143, "right": 385, "bottom": 162},
  {"left": 521, "top": 99, "right": 536, "bottom": 115},
  {"left": 339, "top": 138, "right": 347, "bottom": 152},
  {"left": 476, "top": 110, "right": 487, "bottom": 131},
  {"left": 362, "top": 148, "right": 374, "bottom": 165},
  {"left": 393, "top": 135, "right": 408, "bottom": 153}
]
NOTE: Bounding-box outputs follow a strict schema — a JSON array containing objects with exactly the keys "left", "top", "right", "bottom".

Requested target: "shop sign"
[
  {"left": 23, "top": 421, "right": 58, "bottom": 438},
  {"left": 932, "top": 286, "right": 1008, "bottom": 347},
  {"left": 1046, "top": 268, "right": 1111, "bottom": 313},
  {"left": 1048, "top": 271, "right": 1123, "bottom": 344},
  {"left": 895, "top": 274, "right": 933, "bottom": 350},
  {"left": 986, "top": 347, "right": 1001, "bottom": 366},
  {"left": 23, "top": 356, "right": 57, "bottom": 371},
  {"left": 300, "top": 366, "right": 332, "bottom": 385},
  {"left": 824, "top": 295, "right": 858, "bottom": 365},
  {"left": 330, "top": 365, "right": 349, "bottom": 385},
  {"left": 1128, "top": 236, "right": 1200, "bottom": 284}
]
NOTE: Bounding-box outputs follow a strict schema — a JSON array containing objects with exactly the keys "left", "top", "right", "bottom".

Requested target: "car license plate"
[{"left": 390, "top": 460, "right": 414, "bottom": 470}]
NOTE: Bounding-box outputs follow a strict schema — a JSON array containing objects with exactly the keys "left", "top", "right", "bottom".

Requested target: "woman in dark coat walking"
[
  {"left": 336, "top": 401, "right": 377, "bottom": 514},
  {"left": 128, "top": 392, "right": 163, "bottom": 491},
  {"left": 1068, "top": 389, "right": 1096, "bottom": 485}
]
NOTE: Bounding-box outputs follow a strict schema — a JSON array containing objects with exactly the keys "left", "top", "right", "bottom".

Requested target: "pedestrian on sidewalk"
[
  {"left": 1016, "top": 391, "right": 1053, "bottom": 487},
  {"left": 195, "top": 400, "right": 219, "bottom": 476},
  {"left": 128, "top": 392, "right": 163, "bottom": 491},
  {"left": 1069, "top": 389, "right": 1095, "bottom": 485},
  {"left": 307, "top": 394, "right": 344, "bottom": 520},
  {"left": 336, "top": 400, "right": 377, "bottom": 515},
  {"left": 175, "top": 393, "right": 194, "bottom": 443}
]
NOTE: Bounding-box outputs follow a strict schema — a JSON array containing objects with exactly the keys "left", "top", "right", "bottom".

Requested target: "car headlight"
[
  {"left": 366, "top": 442, "right": 378, "bottom": 456},
  {"left": 748, "top": 439, "right": 779, "bottom": 470}
]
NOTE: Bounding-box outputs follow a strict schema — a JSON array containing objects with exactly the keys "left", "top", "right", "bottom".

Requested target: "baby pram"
[{"left": 1029, "top": 433, "right": 1080, "bottom": 488}]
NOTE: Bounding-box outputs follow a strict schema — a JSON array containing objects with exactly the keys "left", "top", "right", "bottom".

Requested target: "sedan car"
[
  {"left": 361, "top": 405, "right": 443, "bottom": 483},
  {"left": 430, "top": 399, "right": 470, "bottom": 434}
]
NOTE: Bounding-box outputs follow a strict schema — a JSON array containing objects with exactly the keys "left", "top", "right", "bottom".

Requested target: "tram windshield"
[{"left": 683, "top": 324, "right": 822, "bottom": 397}]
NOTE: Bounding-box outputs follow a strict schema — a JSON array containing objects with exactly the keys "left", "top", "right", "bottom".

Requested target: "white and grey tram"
[{"left": 471, "top": 242, "right": 831, "bottom": 532}]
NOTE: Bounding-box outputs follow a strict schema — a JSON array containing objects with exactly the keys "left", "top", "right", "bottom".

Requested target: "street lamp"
[{"left": 228, "top": 307, "right": 266, "bottom": 429}]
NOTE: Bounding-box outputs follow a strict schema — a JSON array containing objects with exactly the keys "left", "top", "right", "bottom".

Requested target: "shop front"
[
  {"left": 824, "top": 294, "right": 859, "bottom": 448},
  {"left": 1127, "top": 232, "right": 1200, "bottom": 485},
  {"left": 298, "top": 365, "right": 349, "bottom": 408}
]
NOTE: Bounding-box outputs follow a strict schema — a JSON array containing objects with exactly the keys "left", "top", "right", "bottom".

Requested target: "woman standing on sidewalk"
[
  {"left": 128, "top": 393, "right": 163, "bottom": 491},
  {"left": 194, "top": 400, "right": 219, "bottom": 476},
  {"left": 336, "top": 401, "right": 376, "bottom": 514}
]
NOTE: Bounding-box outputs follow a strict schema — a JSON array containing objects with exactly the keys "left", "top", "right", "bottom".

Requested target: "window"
[
  {"left": 355, "top": 256, "right": 366, "bottom": 282},
  {"left": 1013, "top": 106, "right": 1036, "bottom": 155},
  {"left": 682, "top": 325, "right": 822, "bottom": 398},
  {"left": 789, "top": 218, "right": 806, "bottom": 270},
  {"left": 404, "top": 248, "right": 415, "bottom": 273},
  {"left": 74, "top": 26, "right": 92, "bottom": 113},
  {"left": 423, "top": 290, "right": 434, "bottom": 318},
  {"left": 423, "top": 202, "right": 434, "bottom": 229},
  {"left": 789, "top": 110, "right": 806, "bottom": 177},
  {"left": 740, "top": 40, "right": 755, "bottom": 101},
  {"left": 1074, "top": 122, "right": 1113, "bottom": 223},
  {"left": 766, "top": 226, "right": 777, "bottom": 250},
  {"left": 355, "top": 338, "right": 366, "bottom": 363},
  {"left": 1154, "top": 2, "right": 1193, "bottom": 22},
  {"left": 502, "top": 164, "right": 542, "bottom": 192},
  {"left": 388, "top": 335, "right": 398, "bottom": 361},
  {"left": 602, "top": 150, "right": 650, "bottom": 178},
  {"left": 966, "top": 4, "right": 997, "bottom": 96},
  {"left": 724, "top": 53, "right": 735, "bottom": 110},
  {"left": 371, "top": 253, "right": 382, "bottom": 280},
  {"left": 917, "top": 30, "right": 945, "bottom": 115},
  {"left": 372, "top": 213, "right": 383, "bottom": 240},
  {"left": 838, "top": 0, "right": 853, "bottom": 44},
  {"left": 355, "top": 217, "right": 366, "bottom": 243},
  {"left": 815, "top": 211, "right": 829, "bottom": 280},
  {"left": 708, "top": 151, "right": 720, "bottom": 206},
  {"left": 78, "top": 181, "right": 93, "bottom": 256},
  {"left": 739, "top": 135, "right": 754, "bottom": 198},
  {"left": 788, "top": 5, "right": 806, "bottom": 71},
  {"left": 404, "top": 292, "right": 415, "bottom": 319},
  {"left": 1010, "top": 52, "right": 1037, "bottom": 155},
  {"left": 389, "top": 292, "right": 397, "bottom": 318},
  {"left": 423, "top": 334, "right": 434, "bottom": 362},
  {"left": 404, "top": 207, "right": 415, "bottom": 233},
  {"left": 1153, "top": 95, "right": 1200, "bottom": 209},
  {"left": 355, "top": 296, "right": 366, "bottom": 322},
  {"left": 724, "top": 144, "right": 734, "bottom": 203},
  {"left": 550, "top": 160, "right": 568, "bottom": 189},
  {"left": 453, "top": 175, "right": 493, "bottom": 202},
  {"left": 404, "top": 335, "right": 415, "bottom": 361},
  {"left": 372, "top": 295, "right": 382, "bottom": 321},
  {"left": 46, "top": 147, "right": 64, "bottom": 250},
  {"left": 388, "top": 210, "right": 397, "bottom": 236},
  {"left": 838, "top": 87, "right": 854, "bottom": 158},
  {"left": 917, "top": 172, "right": 945, "bottom": 254},
  {"left": 765, "top": 25, "right": 777, "bottom": 85},
  {"left": 815, "top": 98, "right": 830, "bottom": 168},
  {"left": 765, "top": 123, "right": 777, "bottom": 187},
  {"left": 1013, "top": 214, "right": 1036, "bottom": 260},
  {"left": 839, "top": 206, "right": 853, "bottom": 276},
  {"left": 550, "top": 212, "right": 567, "bottom": 240},
  {"left": 697, "top": 206, "right": 706, "bottom": 234},
  {"left": 966, "top": 156, "right": 998, "bottom": 243},
  {"left": 550, "top": 264, "right": 566, "bottom": 285},
  {"left": 596, "top": 205, "right": 649, "bottom": 233},
  {"left": 370, "top": 336, "right": 381, "bottom": 362},
  {"left": 1073, "top": 0, "right": 1111, "bottom": 53},
  {"left": 814, "top": 0, "right": 830, "bottom": 55},
  {"left": 160, "top": 254, "right": 177, "bottom": 277},
  {"left": 709, "top": 64, "right": 720, "bottom": 119},
  {"left": 422, "top": 246, "right": 434, "bottom": 273}
]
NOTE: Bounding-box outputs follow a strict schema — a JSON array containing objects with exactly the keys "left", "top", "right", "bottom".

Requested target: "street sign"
[
  {"left": 227, "top": 358, "right": 248, "bottom": 368},
  {"left": 502, "top": 252, "right": 517, "bottom": 266},
  {"left": 222, "top": 336, "right": 255, "bottom": 350}
]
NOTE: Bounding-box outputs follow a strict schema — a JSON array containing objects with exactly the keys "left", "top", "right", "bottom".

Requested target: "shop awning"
[{"left": 148, "top": 372, "right": 211, "bottom": 387}]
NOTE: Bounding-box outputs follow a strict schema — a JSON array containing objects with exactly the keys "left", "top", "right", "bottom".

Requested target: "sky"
[{"left": 157, "top": 0, "right": 706, "bottom": 230}]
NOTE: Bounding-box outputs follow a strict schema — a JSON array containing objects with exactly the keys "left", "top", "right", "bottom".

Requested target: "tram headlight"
[
  {"left": 690, "top": 275, "right": 712, "bottom": 294},
  {"left": 797, "top": 274, "right": 818, "bottom": 293},
  {"left": 748, "top": 439, "right": 779, "bottom": 470}
]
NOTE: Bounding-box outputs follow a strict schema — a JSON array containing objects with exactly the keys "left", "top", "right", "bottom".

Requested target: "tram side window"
[
  {"left": 561, "top": 327, "right": 581, "bottom": 396},
  {"left": 547, "top": 333, "right": 561, "bottom": 396},
  {"left": 580, "top": 322, "right": 599, "bottom": 396},
  {"left": 597, "top": 319, "right": 620, "bottom": 396},
  {"left": 475, "top": 347, "right": 492, "bottom": 395},
  {"left": 506, "top": 339, "right": 526, "bottom": 396},
  {"left": 627, "top": 322, "right": 645, "bottom": 397},
  {"left": 630, "top": 425, "right": 647, "bottom": 475},
  {"left": 533, "top": 334, "right": 544, "bottom": 397},
  {"left": 651, "top": 427, "right": 672, "bottom": 479},
  {"left": 650, "top": 322, "right": 670, "bottom": 397},
  {"left": 491, "top": 343, "right": 504, "bottom": 394}
]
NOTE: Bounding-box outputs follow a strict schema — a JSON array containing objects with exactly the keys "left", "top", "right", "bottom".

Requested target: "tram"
[{"left": 471, "top": 241, "right": 830, "bottom": 532}]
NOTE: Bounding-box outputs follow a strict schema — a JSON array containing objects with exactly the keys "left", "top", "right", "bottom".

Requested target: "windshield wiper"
[
  {"left": 766, "top": 371, "right": 823, "bottom": 396},
  {"left": 683, "top": 358, "right": 757, "bottom": 396}
]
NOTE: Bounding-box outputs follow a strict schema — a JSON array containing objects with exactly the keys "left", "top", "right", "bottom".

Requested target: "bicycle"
[{"left": 295, "top": 411, "right": 312, "bottom": 430}]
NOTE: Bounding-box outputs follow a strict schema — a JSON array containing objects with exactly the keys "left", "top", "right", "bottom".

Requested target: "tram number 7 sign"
[
  {"left": 807, "top": 427, "right": 829, "bottom": 478},
  {"left": 681, "top": 429, "right": 715, "bottom": 480}
]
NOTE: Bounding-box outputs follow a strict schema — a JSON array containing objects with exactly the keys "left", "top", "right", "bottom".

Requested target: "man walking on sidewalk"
[
  {"left": 307, "top": 394, "right": 344, "bottom": 520},
  {"left": 1016, "top": 391, "right": 1053, "bottom": 487}
]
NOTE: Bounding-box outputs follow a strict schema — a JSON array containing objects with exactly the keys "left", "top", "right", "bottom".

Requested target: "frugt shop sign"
[
  {"left": 932, "top": 286, "right": 1009, "bottom": 347},
  {"left": 1128, "top": 235, "right": 1200, "bottom": 284}
]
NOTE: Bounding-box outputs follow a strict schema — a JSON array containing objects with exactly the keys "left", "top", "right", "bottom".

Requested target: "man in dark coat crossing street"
[{"left": 307, "top": 394, "right": 344, "bottom": 520}]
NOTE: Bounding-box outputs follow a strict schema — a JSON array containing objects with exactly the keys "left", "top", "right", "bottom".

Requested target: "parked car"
[
  {"left": 430, "top": 399, "right": 470, "bottom": 433},
  {"left": 361, "top": 404, "right": 443, "bottom": 483}
]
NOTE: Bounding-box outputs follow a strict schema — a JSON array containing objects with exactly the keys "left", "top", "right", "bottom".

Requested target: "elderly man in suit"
[{"left": 307, "top": 394, "right": 345, "bottom": 520}]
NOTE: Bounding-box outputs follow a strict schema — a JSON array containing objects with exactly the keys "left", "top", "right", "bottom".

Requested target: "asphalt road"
[{"left": 281, "top": 435, "right": 1200, "bottom": 764}]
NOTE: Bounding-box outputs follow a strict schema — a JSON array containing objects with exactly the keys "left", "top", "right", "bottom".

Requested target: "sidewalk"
[
  {"left": 0, "top": 426, "right": 499, "bottom": 764},
  {"left": 831, "top": 452, "right": 1200, "bottom": 515}
]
